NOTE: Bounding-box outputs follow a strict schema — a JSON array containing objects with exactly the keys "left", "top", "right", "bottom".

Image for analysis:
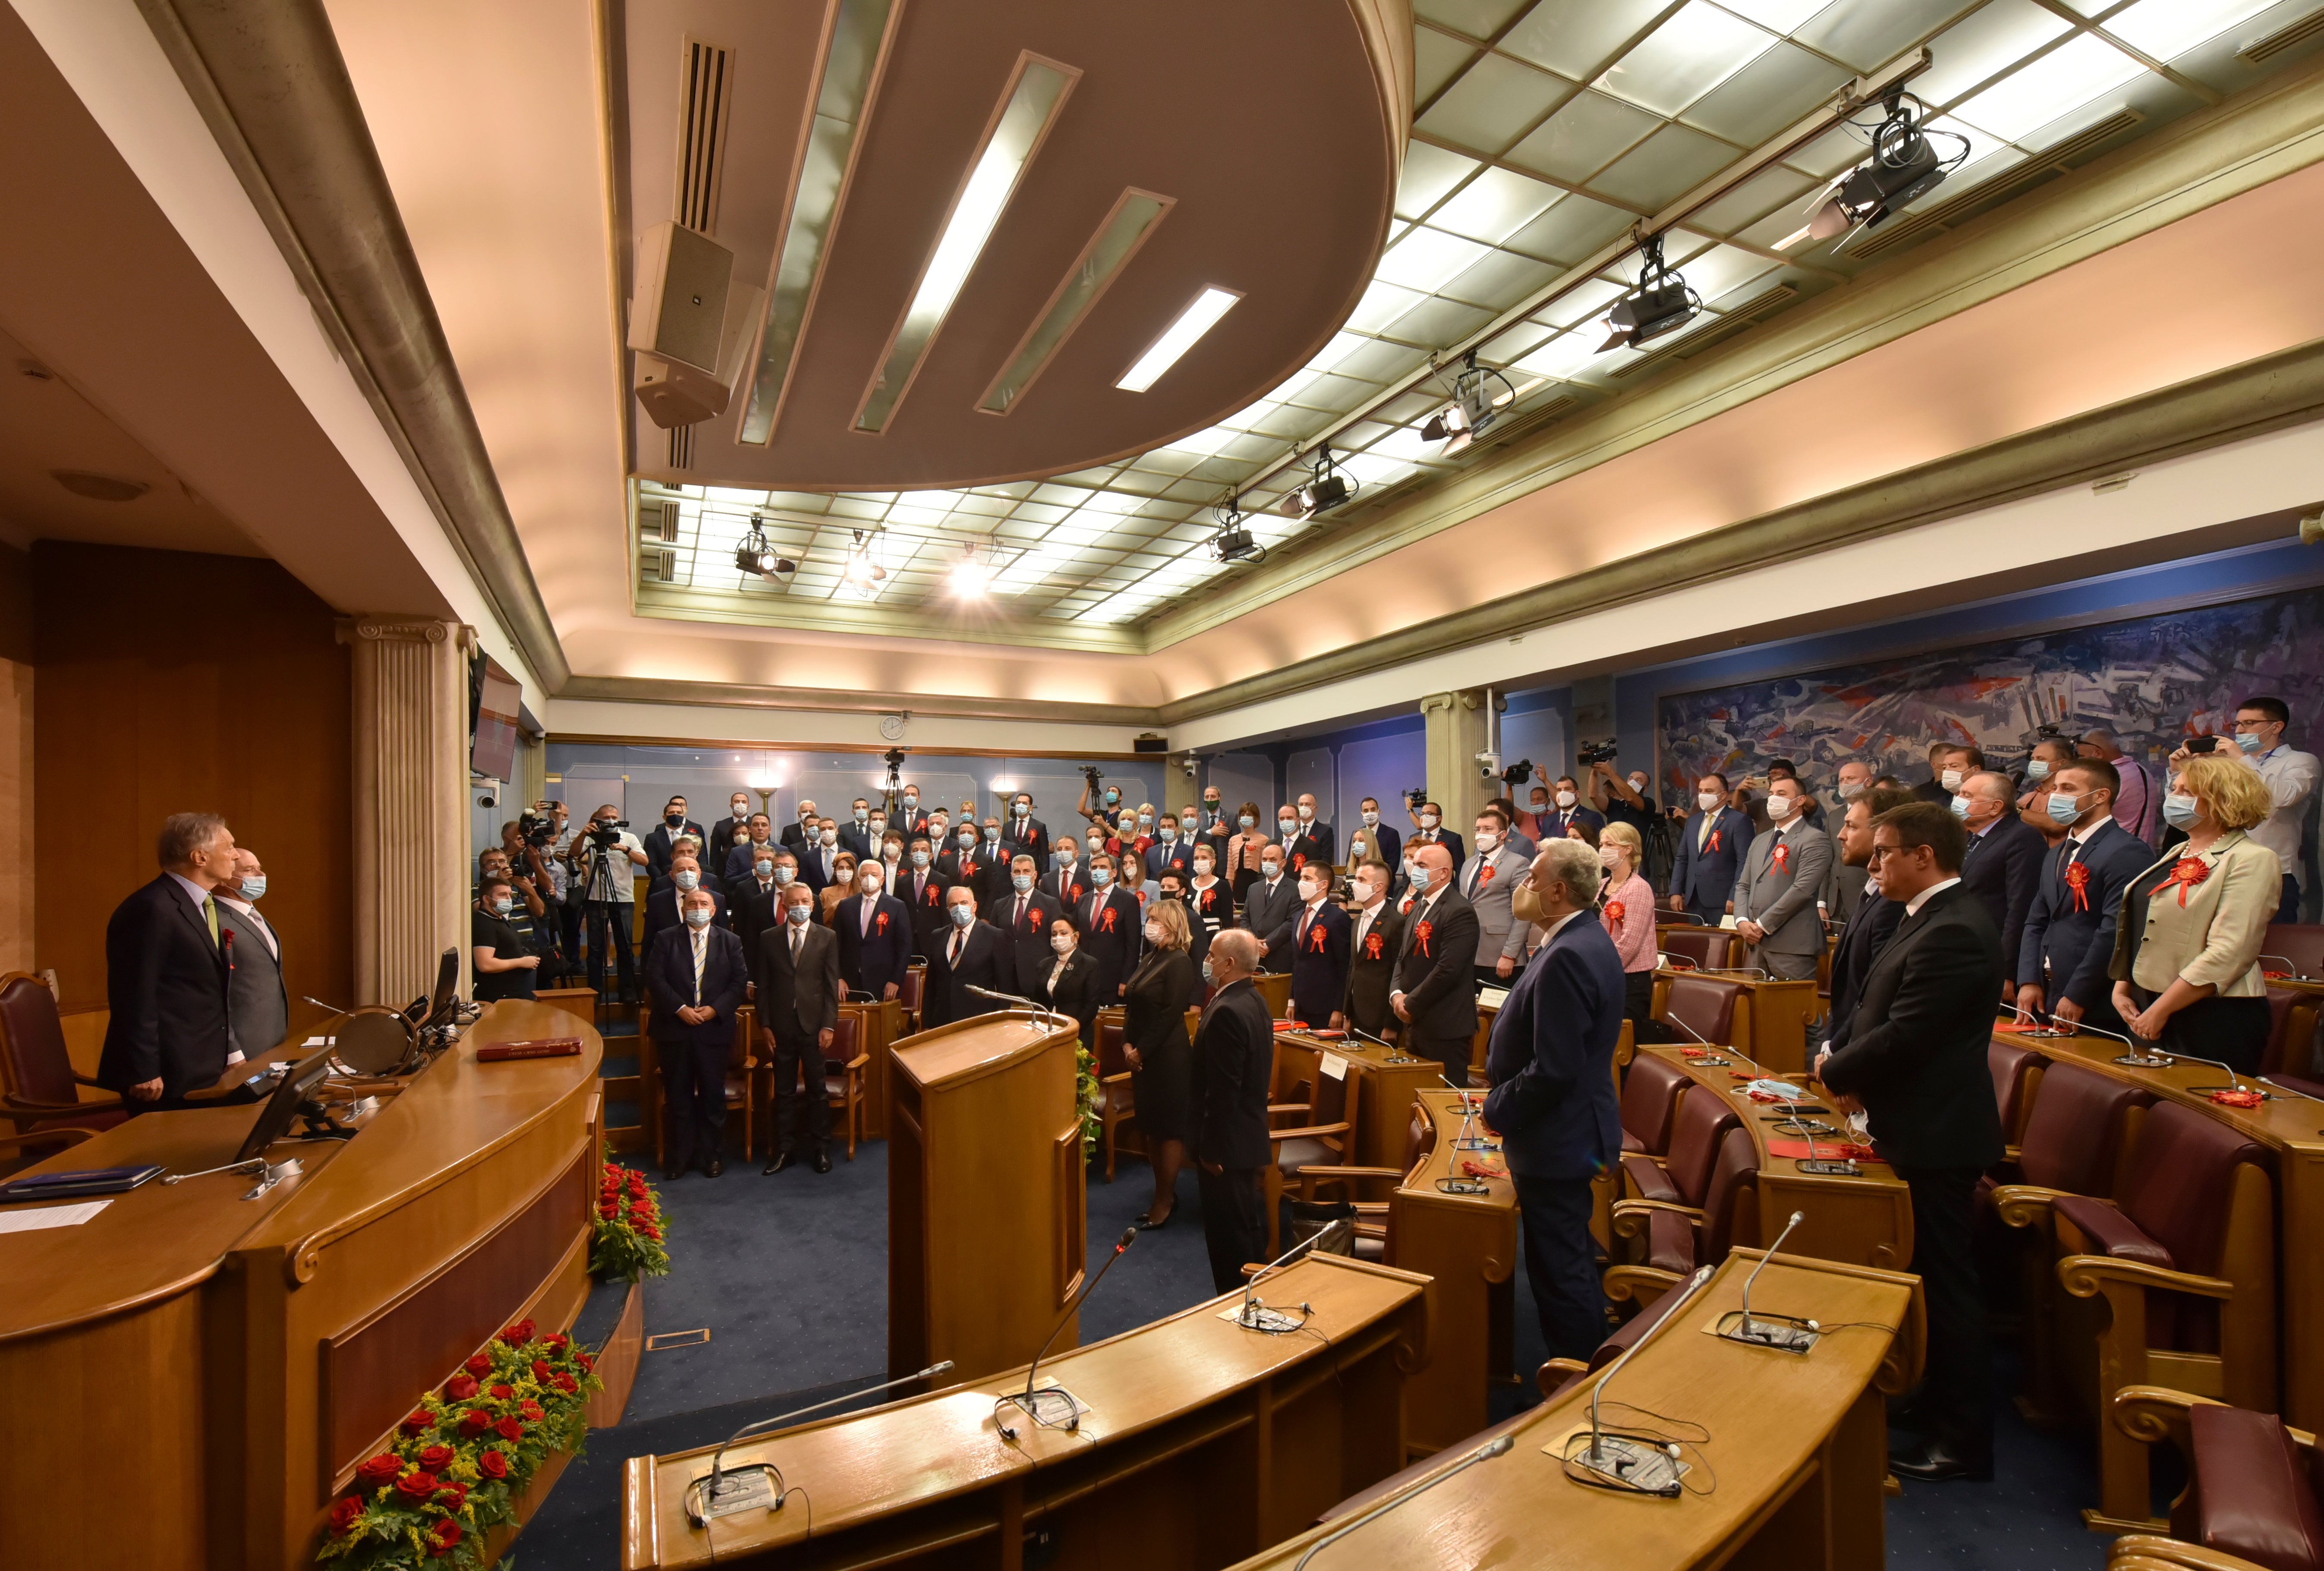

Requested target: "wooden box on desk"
[{"left": 888, "top": 1010, "right": 1085, "bottom": 1384}]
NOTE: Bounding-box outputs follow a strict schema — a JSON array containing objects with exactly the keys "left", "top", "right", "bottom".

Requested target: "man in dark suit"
[
  {"left": 708, "top": 791, "right": 758, "bottom": 870},
  {"left": 1344, "top": 798, "right": 1401, "bottom": 884},
  {"left": 643, "top": 797, "right": 708, "bottom": 881},
  {"left": 1073, "top": 854, "right": 1144, "bottom": 1002},
  {"left": 1818, "top": 802, "right": 2005, "bottom": 1482},
  {"left": 642, "top": 855, "right": 727, "bottom": 954},
  {"left": 1194, "top": 787, "right": 1233, "bottom": 868},
  {"left": 1338, "top": 861, "right": 1402, "bottom": 1037},
  {"left": 837, "top": 799, "right": 876, "bottom": 861},
  {"left": 900, "top": 839, "right": 950, "bottom": 961},
  {"left": 835, "top": 862, "right": 913, "bottom": 1002},
  {"left": 893, "top": 786, "right": 930, "bottom": 842},
  {"left": 965, "top": 821, "right": 1013, "bottom": 906},
  {"left": 934, "top": 822, "right": 973, "bottom": 886},
  {"left": 1483, "top": 841, "right": 1627, "bottom": 1359},
  {"left": 1241, "top": 847, "right": 1300, "bottom": 974},
  {"left": 1143, "top": 822, "right": 1195, "bottom": 885},
  {"left": 1539, "top": 774, "right": 1606, "bottom": 842},
  {"left": 754, "top": 885, "right": 842, "bottom": 1174},
  {"left": 983, "top": 855, "right": 1063, "bottom": 995},
  {"left": 925, "top": 887, "right": 1008, "bottom": 1027},
  {"left": 1669, "top": 773, "right": 1754, "bottom": 925},
  {"left": 1040, "top": 834, "right": 1092, "bottom": 914},
  {"left": 100, "top": 812, "right": 238, "bottom": 1106},
  {"left": 778, "top": 799, "right": 820, "bottom": 853},
  {"left": 722, "top": 814, "right": 777, "bottom": 883},
  {"left": 1404, "top": 800, "right": 1465, "bottom": 873},
  {"left": 1957, "top": 771, "right": 2044, "bottom": 1007},
  {"left": 1291, "top": 793, "right": 1334, "bottom": 869},
  {"left": 1286, "top": 864, "right": 1351, "bottom": 1026},
  {"left": 1271, "top": 802, "right": 1328, "bottom": 881},
  {"left": 797, "top": 820, "right": 844, "bottom": 894},
  {"left": 2014, "top": 759, "right": 2153, "bottom": 1036},
  {"left": 213, "top": 849, "right": 288, "bottom": 1061},
  {"left": 1911, "top": 743, "right": 1974, "bottom": 807},
  {"left": 999, "top": 791, "right": 1051, "bottom": 869},
  {"left": 646, "top": 888, "right": 748, "bottom": 1178},
  {"left": 1823, "top": 789, "right": 1913, "bottom": 1055},
  {"left": 1191, "top": 929, "right": 1275, "bottom": 1292},
  {"left": 1390, "top": 843, "right": 1482, "bottom": 1082},
  {"left": 732, "top": 853, "right": 794, "bottom": 963}
]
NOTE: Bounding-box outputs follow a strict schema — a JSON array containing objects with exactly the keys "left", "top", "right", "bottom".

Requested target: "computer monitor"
[
  {"left": 233, "top": 1045, "right": 340, "bottom": 1163},
  {"left": 405, "top": 948, "right": 461, "bottom": 1032}
]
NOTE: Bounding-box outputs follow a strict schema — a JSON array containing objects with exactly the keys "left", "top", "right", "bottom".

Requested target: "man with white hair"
[{"left": 1482, "top": 841, "right": 1626, "bottom": 1360}]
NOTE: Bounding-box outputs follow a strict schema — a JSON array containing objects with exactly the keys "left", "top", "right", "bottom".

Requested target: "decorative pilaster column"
[
  {"left": 339, "top": 616, "right": 474, "bottom": 1005},
  {"left": 1419, "top": 689, "right": 1491, "bottom": 844}
]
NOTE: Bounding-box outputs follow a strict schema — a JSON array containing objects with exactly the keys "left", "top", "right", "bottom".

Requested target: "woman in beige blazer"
[{"left": 2110, "top": 755, "right": 2280, "bottom": 1073}]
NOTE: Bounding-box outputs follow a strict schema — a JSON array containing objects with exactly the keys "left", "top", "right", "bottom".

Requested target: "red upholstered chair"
[
  {"left": 1295, "top": 1099, "right": 1441, "bottom": 1264},
  {"left": 898, "top": 963, "right": 926, "bottom": 1034},
  {"left": 1619, "top": 1054, "right": 1689, "bottom": 1156},
  {"left": 1658, "top": 928, "right": 1738, "bottom": 972},
  {"left": 2259, "top": 923, "right": 2324, "bottom": 982},
  {"left": 822, "top": 1011, "right": 870, "bottom": 1161},
  {"left": 1989, "top": 1037, "right": 2046, "bottom": 1158},
  {"left": 2109, "top": 1388, "right": 2324, "bottom": 1571},
  {"left": 1263, "top": 1061, "right": 1358, "bottom": 1259},
  {"left": 2042, "top": 1102, "right": 2277, "bottom": 1530},
  {"left": 0, "top": 1124, "right": 95, "bottom": 1177},
  {"left": 0, "top": 973, "right": 126, "bottom": 1137},
  {"left": 1092, "top": 1008, "right": 1137, "bottom": 1182},
  {"left": 1619, "top": 1080, "right": 1737, "bottom": 1207},
  {"left": 1607, "top": 1126, "right": 1757, "bottom": 1307},
  {"left": 722, "top": 1006, "right": 757, "bottom": 1163},
  {"left": 1659, "top": 974, "right": 1743, "bottom": 1050},
  {"left": 1989, "top": 1061, "right": 2151, "bottom": 1420},
  {"left": 2261, "top": 985, "right": 2321, "bottom": 1079}
]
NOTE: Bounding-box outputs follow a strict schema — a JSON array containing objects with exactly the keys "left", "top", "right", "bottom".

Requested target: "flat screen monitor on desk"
[
  {"left": 233, "top": 1046, "right": 340, "bottom": 1163},
  {"left": 408, "top": 947, "right": 461, "bottom": 1032}
]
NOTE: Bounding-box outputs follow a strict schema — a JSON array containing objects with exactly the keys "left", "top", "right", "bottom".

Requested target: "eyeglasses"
[{"left": 1866, "top": 844, "right": 1919, "bottom": 861}]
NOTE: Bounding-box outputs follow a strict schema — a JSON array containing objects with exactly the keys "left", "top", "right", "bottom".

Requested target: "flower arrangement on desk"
[
  {"left": 1076, "top": 1042, "right": 1099, "bottom": 1160},
  {"left": 317, "top": 1319, "right": 601, "bottom": 1569},
  {"left": 589, "top": 1162, "right": 670, "bottom": 1282}
]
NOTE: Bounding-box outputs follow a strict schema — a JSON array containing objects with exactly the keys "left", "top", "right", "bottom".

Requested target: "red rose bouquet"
[
  {"left": 315, "top": 1323, "right": 601, "bottom": 1569},
  {"left": 589, "top": 1162, "right": 671, "bottom": 1283}
]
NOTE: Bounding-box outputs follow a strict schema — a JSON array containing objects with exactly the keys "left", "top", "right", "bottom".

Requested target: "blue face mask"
[
  {"left": 240, "top": 875, "right": 267, "bottom": 901},
  {"left": 2237, "top": 730, "right": 2266, "bottom": 755},
  {"left": 1012, "top": 872, "right": 1033, "bottom": 892},
  {"left": 911, "top": 850, "right": 929, "bottom": 868},
  {"left": 983, "top": 826, "right": 1000, "bottom": 842},
  {"left": 1105, "top": 790, "right": 1120, "bottom": 805},
  {"left": 492, "top": 896, "right": 513, "bottom": 915},
  {"left": 1093, "top": 867, "right": 1114, "bottom": 886},
  {"left": 1947, "top": 796, "right": 1970, "bottom": 820},
  {"left": 755, "top": 859, "right": 775, "bottom": 878},
  {"left": 787, "top": 903, "right": 811, "bottom": 925},
  {"left": 949, "top": 904, "right": 975, "bottom": 927},
  {"left": 674, "top": 870, "right": 699, "bottom": 891},
  {"left": 2045, "top": 790, "right": 2085, "bottom": 827},
  {"left": 2162, "top": 792, "right": 2201, "bottom": 830},
  {"left": 683, "top": 907, "right": 712, "bottom": 929},
  {"left": 1406, "top": 863, "right": 1431, "bottom": 892},
  {"left": 1159, "top": 826, "right": 1176, "bottom": 842},
  {"left": 1053, "top": 848, "right": 1072, "bottom": 866},
  {"left": 2025, "top": 759, "right": 2050, "bottom": 781},
  {"left": 772, "top": 866, "right": 794, "bottom": 885},
  {"left": 1200, "top": 957, "right": 1214, "bottom": 985}
]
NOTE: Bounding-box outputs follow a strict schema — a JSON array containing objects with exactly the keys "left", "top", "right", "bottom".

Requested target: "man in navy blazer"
[
  {"left": 642, "top": 855, "right": 727, "bottom": 953},
  {"left": 834, "top": 864, "right": 914, "bottom": 1002},
  {"left": 645, "top": 888, "right": 748, "bottom": 1177},
  {"left": 2014, "top": 758, "right": 2155, "bottom": 1036},
  {"left": 1957, "top": 771, "right": 2046, "bottom": 1005},
  {"left": 1285, "top": 868, "right": 1352, "bottom": 1026},
  {"left": 1483, "top": 841, "right": 1627, "bottom": 1361},
  {"left": 1071, "top": 853, "right": 1144, "bottom": 1002},
  {"left": 1669, "top": 772, "right": 1754, "bottom": 924},
  {"left": 100, "top": 812, "right": 239, "bottom": 1106},
  {"left": 642, "top": 797, "right": 709, "bottom": 880}
]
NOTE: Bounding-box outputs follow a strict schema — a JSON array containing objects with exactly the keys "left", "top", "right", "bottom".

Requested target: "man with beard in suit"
[
  {"left": 2013, "top": 758, "right": 2154, "bottom": 1037},
  {"left": 1337, "top": 860, "right": 1401, "bottom": 1038},
  {"left": 1390, "top": 842, "right": 1482, "bottom": 1083}
]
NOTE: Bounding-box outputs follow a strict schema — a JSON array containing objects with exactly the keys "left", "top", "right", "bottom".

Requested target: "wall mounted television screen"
[{"left": 471, "top": 656, "right": 522, "bottom": 783}]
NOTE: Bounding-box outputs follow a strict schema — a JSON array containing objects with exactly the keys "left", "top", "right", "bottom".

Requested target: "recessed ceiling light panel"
[
  {"left": 1116, "top": 286, "right": 1242, "bottom": 394},
  {"left": 980, "top": 187, "right": 1174, "bottom": 415}
]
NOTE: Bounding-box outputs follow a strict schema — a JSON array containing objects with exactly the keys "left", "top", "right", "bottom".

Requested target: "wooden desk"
[
  {"left": 848, "top": 997, "right": 906, "bottom": 1141},
  {"left": 1272, "top": 1031, "right": 1444, "bottom": 1171},
  {"left": 1990, "top": 1022, "right": 2324, "bottom": 1430},
  {"left": 0, "top": 1001, "right": 601, "bottom": 1571},
  {"left": 1638, "top": 1045, "right": 1913, "bottom": 1274},
  {"left": 1651, "top": 969, "right": 1820, "bottom": 1074},
  {"left": 1389, "top": 1089, "right": 1516, "bottom": 1460},
  {"left": 1229, "top": 1251, "right": 1924, "bottom": 1571},
  {"left": 888, "top": 1011, "right": 1084, "bottom": 1383},
  {"left": 620, "top": 1253, "right": 1431, "bottom": 1570}
]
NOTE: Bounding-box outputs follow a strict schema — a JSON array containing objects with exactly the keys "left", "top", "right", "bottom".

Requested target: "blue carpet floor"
[{"left": 519, "top": 1023, "right": 2112, "bottom": 1568}]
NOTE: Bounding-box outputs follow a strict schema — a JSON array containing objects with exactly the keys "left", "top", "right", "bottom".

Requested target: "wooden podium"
[{"left": 888, "top": 1010, "right": 1085, "bottom": 1383}]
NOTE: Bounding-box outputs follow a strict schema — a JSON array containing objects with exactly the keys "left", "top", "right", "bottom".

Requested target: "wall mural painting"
[{"left": 1655, "top": 586, "right": 2324, "bottom": 797}]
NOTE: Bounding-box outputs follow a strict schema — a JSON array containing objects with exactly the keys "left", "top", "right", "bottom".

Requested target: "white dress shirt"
[
  {"left": 214, "top": 894, "right": 279, "bottom": 959},
  {"left": 1904, "top": 875, "right": 1962, "bottom": 918},
  {"left": 2244, "top": 743, "right": 2321, "bottom": 883}
]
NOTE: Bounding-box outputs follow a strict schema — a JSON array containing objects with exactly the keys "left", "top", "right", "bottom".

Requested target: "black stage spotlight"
[
  {"left": 1780, "top": 90, "right": 1966, "bottom": 251},
  {"left": 1597, "top": 232, "right": 1698, "bottom": 353}
]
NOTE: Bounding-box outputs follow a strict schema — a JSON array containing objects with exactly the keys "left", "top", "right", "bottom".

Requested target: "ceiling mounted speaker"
[
  {"left": 635, "top": 281, "right": 763, "bottom": 430},
  {"left": 629, "top": 220, "right": 733, "bottom": 375}
]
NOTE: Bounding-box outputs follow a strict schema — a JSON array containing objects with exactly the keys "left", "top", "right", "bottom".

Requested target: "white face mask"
[
  {"left": 1766, "top": 793, "right": 1798, "bottom": 822},
  {"left": 819, "top": 828, "right": 838, "bottom": 846},
  {"left": 859, "top": 875, "right": 882, "bottom": 895},
  {"left": 1627, "top": 776, "right": 1647, "bottom": 795},
  {"left": 1297, "top": 805, "right": 1313, "bottom": 821},
  {"left": 1361, "top": 809, "right": 1379, "bottom": 826},
  {"left": 673, "top": 870, "right": 699, "bottom": 891},
  {"left": 731, "top": 803, "right": 749, "bottom": 819},
  {"left": 1554, "top": 790, "right": 1577, "bottom": 809},
  {"left": 1697, "top": 790, "right": 1723, "bottom": 811},
  {"left": 1299, "top": 880, "right": 1324, "bottom": 902},
  {"left": 1193, "top": 859, "right": 1214, "bottom": 875},
  {"left": 1050, "top": 933, "right": 1075, "bottom": 957},
  {"left": 1474, "top": 830, "right": 1497, "bottom": 852},
  {"left": 1419, "top": 813, "right": 1439, "bottom": 829},
  {"left": 1355, "top": 880, "right": 1382, "bottom": 904},
  {"left": 1939, "top": 768, "right": 1963, "bottom": 791},
  {"left": 869, "top": 819, "right": 887, "bottom": 836},
  {"left": 1143, "top": 919, "right": 1163, "bottom": 942}
]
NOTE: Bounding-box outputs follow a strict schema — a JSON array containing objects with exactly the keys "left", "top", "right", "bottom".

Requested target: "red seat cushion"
[
  {"left": 2191, "top": 1403, "right": 2324, "bottom": 1571},
  {"left": 2052, "top": 1195, "right": 2173, "bottom": 1270},
  {"left": 1645, "top": 1207, "right": 1697, "bottom": 1274},
  {"left": 1621, "top": 1152, "right": 1679, "bottom": 1205}
]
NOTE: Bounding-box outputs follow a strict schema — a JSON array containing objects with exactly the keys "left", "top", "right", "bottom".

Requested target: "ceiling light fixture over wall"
[
  {"left": 1779, "top": 89, "right": 1966, "bottom": 252},
  {"left": 853, "top": 53, "right": 1079, "bottom": 434},
  {"left": 1596, "top": 231, "right": 1700, "bottom": 354},
  {"left": 1278, "top": 444, "right": 1357, "bottom": 519},
  {"left": 840, "top": 527, "right": 889, "bottom": 597},
  {"left": 1204, "top": 494, "right": 1264, "bottom": 565},
  {"left": 949, "top": 541, "right": 991, "bottom": 598},
  {"left": 1421, "top": 351, "right": 1518, "bottom": 456},
  {"left": 1116, "top": 285, "right": 1242, "bottom": 393}
]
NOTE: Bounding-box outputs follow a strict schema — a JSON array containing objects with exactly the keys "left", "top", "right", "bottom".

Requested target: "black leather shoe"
[
  {"left": 1135, "top": 1209, "right": 1173, "bottom": 1230},
  {"left": 762, "top": 1151, "right": 795, "bottom": 1175},
  {"left": 1890, "top": 1436, "right": 1993, "bottom": 1483},
  {"left": 812, "top": 1151, "right": 833, "bottom": 1174},
  {"left": 662, "top": 1165, "right": 686, "bottom": 1182},
  {"left": 705, "top": 1158, "right": 724, "bottom": 1178}
]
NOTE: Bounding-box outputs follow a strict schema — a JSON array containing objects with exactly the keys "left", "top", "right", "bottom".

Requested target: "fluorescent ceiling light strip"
[
  {"left": 1117, "top": 286, "right": 1242, "bottom": 393},
  {"left": 737, "top": 0, "right": 897, "bottom": 444},
  {"left": 856, "top": 55, "right": 1078, "bottom": 434},
  {"left": 980, "top": 187, "right": 1174, "bottom": 414}
]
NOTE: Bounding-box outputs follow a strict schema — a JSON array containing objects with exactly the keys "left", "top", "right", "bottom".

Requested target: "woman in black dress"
[
  {"left": 1123, "top": 896, "right": 1200, "bottom": 1228},
  {"left": 1041, "top": 918, "right": 1103, "bottom": 1047}
]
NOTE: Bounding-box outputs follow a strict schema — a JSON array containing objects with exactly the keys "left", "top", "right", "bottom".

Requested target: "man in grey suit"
[
  {"left": 1241, "top": 847, "right": 1300, "bottom": 975},
  {"left": 1459, "top": 806, "right": 1531, "bottom": 988},
  {"left": 753, "top": 883, "right": 842, "bottom": 1175},
  {"left": 1732, "top": 778, "right": 1832, "bottom": 981},
  {"left": 213, "top": 849, "right": 288, "bottom": 1061}
]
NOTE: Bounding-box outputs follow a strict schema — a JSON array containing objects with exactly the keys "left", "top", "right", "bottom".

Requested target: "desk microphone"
[
  {"left": 1721, "top": 1211, "right": 1819, "bottom": 1351},
  {"left": 2258, "top": 954, "right": 2308, "bottom": 981},
  {"left": 1236, "top": 1217, "right": 1355, "bottom": 1334},
  {"left": 1441, "top": 1069, "right": 1493, "bottom": 1152},
  {"left": 996, "top": 1227, "right": 1138, "bottom": 1438},
  {"left": 1662, "top": 1007, "right": 1757, "bottom": 1075},
  {"left": 2044, "top": 1013, "right": 2175, "bottom": 1071},
  {"left": 1707, "top": 966, "right": 1771, "bottom": 981},
  {"left": 965, "top": 984, "right": 1062, "bottom": 1031},
  {"left": 1565, "top": 1264, "right": 1714, "bottom": 1495},
  {"left": 1291, "top": 1433, "right": 1514, "bottom": 1570},
  {"left": 688, "top": 1360, "right": 954, "bottom": 1524},
  {"left": 1656, "top": 953, "right": 1699, "bottom": 971},
  {"left": 1349, "top": 1026, "right": 1420, "bottom": 1065}
]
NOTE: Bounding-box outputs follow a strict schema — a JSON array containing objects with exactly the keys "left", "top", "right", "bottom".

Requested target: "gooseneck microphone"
[
  {"left": 1235, "top": 1217, "right": 1356, "bottom": 1333},
  {"left": 996, "top": 1228, "right": 1138, "bottom": 1438},
  {"left": 1722, "top": 1211, "right": 1819, "bottom": 1351},
  {"left": 1291, "top": 1432, "right": 1514, "bottom": 1570},
  {"left": 687, "top": 1360, "right": 954, "bottom": 1524},
  {"left": 965, "top": 984, "right": 1062, "bottom": 1031},
  {"left": 1564, "top": 1264, "right": 1716, "bottom": 1495},
  {"left": 1661, "top": 1005, "right": 1763, "bottom": 1076}
]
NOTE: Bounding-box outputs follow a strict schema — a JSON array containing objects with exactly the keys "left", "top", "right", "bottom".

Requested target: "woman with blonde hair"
[
  {"left": 2109, "top": 754, "right": 2280, "bottom": 1073},
  {"left": 1597, "top": 822, "right": 1659, "bottom": 1035},
  {"left": 1123, "top": 894, "right": 1199, "bottom": 1228}
]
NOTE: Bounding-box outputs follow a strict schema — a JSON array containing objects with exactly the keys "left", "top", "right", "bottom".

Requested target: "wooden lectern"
[{"left": 888, "top": 1009, "right": 1085, "bottom": 1383}]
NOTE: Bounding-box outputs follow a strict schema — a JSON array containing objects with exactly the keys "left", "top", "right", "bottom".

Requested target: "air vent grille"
[
  {"left": 1849, "top": 110, "right": 2144, "bottom": 263},
  {"left": 674, "top": 38, "right": 734, "bottom": 235},
  {"left": 2241, "top": 9, "right": 2324, "bottom": 64},
  {"left": 640, "top": 499, "right": 679, "bottom": 543},
  {"left": 666, "top": 425, "right": 694, "bottom": 471}
]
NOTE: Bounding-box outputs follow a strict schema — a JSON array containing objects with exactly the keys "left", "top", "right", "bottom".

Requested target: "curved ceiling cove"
[{"left": 625, "top": 0, "right": 1408, "bottom": 493}]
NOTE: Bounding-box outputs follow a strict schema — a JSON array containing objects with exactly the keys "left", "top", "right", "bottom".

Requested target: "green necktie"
[{"left": 204, "top": 894, "right": 220, "bottom": 946}]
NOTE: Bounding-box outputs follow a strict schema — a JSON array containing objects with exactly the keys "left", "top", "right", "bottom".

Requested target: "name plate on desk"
[{"left": 476, "top": 1037, "right": 583, "bottom": 1061}]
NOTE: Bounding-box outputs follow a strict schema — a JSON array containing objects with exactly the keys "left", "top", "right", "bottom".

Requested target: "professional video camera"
[
  {"left": 587, "top": 817, "right": 630, "bottom": 848},
  {"left": 518, "top": 807, "right": 557, "bottom": 847},
  {"left": 1404, "top": 786, "right": 1429, "bottom": 811},
  {"left": 1498, "top": 758, "right": 1534, "bottom": 787},
  {"left": 1080, "top": 763, "right": 1105, "bottom": 789},
  {"left": 1577, "top": 739, "right": 1619, "bottom": 766}
]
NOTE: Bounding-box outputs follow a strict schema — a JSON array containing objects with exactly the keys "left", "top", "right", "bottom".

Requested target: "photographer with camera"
[
  {"left": 1403, "top": 792, "right": 1465, "bottom": 872},
  {"left": 1074, "top": 767, "right": 1127, "bottom": 837},
  {"left": 569, "top": 803, "right": 647, "bottom": 1004}
]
